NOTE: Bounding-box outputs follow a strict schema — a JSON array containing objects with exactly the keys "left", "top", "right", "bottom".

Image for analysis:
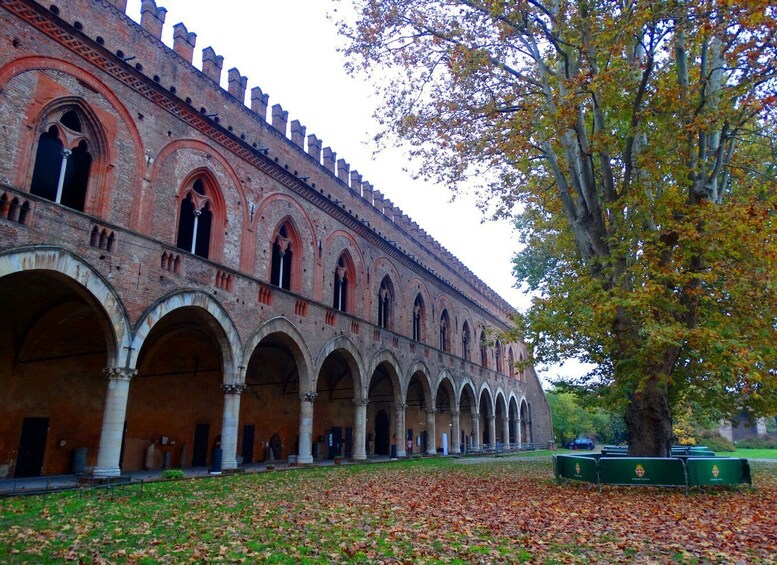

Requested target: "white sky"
[{"left": 123, "top": 0, "right": 589, "bottom": 384}]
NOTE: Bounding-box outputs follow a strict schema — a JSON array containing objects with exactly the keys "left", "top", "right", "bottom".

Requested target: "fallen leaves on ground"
[{"left": 1, "top": 458, "right": 776, "bottom": 563}]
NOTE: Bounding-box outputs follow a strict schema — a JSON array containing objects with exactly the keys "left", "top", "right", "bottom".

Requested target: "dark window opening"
[
  {"left": 271, "top": 225, "right": 292, "bottom": 290},
  {"left": 412, "top": 294, "right": 424, "bottom": 342},
  {"left": 439, "top": 309, "right": 451, "bottom": 352},
  {"left": 30, "top": 126, "right": 63, "bottom": 202},
  {"left": 60, "top": 140, "right": 91, "bottom": 211},
  {"left": 193, "top": 178, "right": 205, "bottom": 195},
  {"left": 377, "top": 276, "right": 392, "bottom": 329},
  {"left": 333, "top": 256, "right": 348, "bottom": 312},
  {"left": 480, "top": 332, "right": 488, "bottom": 368},
  {"left": 495, "top": 340, "right": 503, "bottom": 374},
  {"left": 60, "top": 110, "right": 82, "bottom": 132},
  {"left": 175, "top": 183, "right": 212, "bottom": 259},
  {"left": 462, "top": 322, "right": 471, "bottom": 361},
  {"left": 176, "top": 193, "right": 196, "bottom": 252}
]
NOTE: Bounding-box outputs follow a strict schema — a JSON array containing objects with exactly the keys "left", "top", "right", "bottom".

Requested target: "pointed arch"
[
  {"left": 332, "top": 249, "right": 356, "bottom": 313},
  {"left": 461, "top": 320, "right": 472, "bottom": 362},
  {"left": 174, "top": 168, "right": 226, "bottom": 261},
  {"left": 365, "top": 349, "right": 403, "bottom": 402},
  {"left": 269, "top": 217, "right": 302, "bottom": 293},
  {"left": 404, "top": 359, "right": 434, "bottom": 403},
  {"left": 439, "top": 308, "right": 452, "bottom": 352},
  {"left": 377, "top": 274, "right": 396, "bottom": 330}
]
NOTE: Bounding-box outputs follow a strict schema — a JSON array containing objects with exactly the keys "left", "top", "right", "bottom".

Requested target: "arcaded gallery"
[{"left": 0, "top": 0, "right": 551, "bottom": 479}]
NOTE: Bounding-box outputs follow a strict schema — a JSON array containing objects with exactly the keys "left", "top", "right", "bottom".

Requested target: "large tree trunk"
[{"left": 624, "top": 378, "right": 673, "bottom": 457}]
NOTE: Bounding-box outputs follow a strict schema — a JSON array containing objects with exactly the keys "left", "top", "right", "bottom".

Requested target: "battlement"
[{"left": 20, "top": 0, "right": 515, "bottom": 321}]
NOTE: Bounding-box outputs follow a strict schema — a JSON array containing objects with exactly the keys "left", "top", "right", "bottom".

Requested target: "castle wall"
[{"left": 0, "top": 0, "right": 552, "bottom": 477}]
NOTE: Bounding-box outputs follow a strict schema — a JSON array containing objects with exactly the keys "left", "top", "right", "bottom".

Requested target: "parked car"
[{"left": 565, "top": 438, "right": 595, "bottom": 450}]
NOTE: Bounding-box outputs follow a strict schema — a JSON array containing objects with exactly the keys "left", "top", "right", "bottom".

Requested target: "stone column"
[
  {"left": 517, "top": 418, "right": 522, "bottom": 447},
  {"left": 472, "top": 411, "right": 481, "bottom": 450},
  {"left": 94, "top": 367, "right": 137, "bottom": 477},
  {"left": 503, "top": 416, "right": 511, "bottom": 448},
  {"left": 298, "top": 392, "right": 317, "bottom": 464},
  {"left": 450, "top": 410, "right": 461, "bottom": 454},
  {"left": 489, "top": 415, "right": 497, "bottom": 449},
  {"left": 220, "top": 383, "right": 246, "bottom": 470},
  {"left": 353, "top": 398, "right": 368, "bottom": 460},
  {"left": 395, "top": 403, "right": 407, "bottom": 457},
  {"left": 426, "top": 409, "right": 437, "bottom": 455}
]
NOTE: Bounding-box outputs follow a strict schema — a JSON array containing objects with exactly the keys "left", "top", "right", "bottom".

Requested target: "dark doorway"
[
  {"left": 241, "top": 424, "right": 255, "bottom": 464},
  {"left": 15, "top": 417, "right": 49, "bottom": 478},
  {"left": 406, "top": 429, "right": 413, "bottom": 455},
  {"left": 269, "top": 433, "right": 283, "bottom": 461},
  {"left": 421, "top": 430, "right": 428, "bottom": 454},
  {"left": 192, "top": 423, "right": 210, "bottom": 467},
  {"left": 327, "top": 427, "right": 342, "bottom": 459},
  {"left": 344, "top": 427, "right": 353, "bottom": 459},
  {"left": 375, "top": 410, "right": 390, "bottom": 455}
]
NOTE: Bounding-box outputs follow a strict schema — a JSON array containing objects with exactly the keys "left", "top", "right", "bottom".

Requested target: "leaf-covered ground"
[{"left": 1, "top": 457, "right": 776, "bottom": 563}]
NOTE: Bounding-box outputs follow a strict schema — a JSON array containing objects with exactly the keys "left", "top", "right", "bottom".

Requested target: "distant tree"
[{"left": 342, "top": 0, "right": 777, "bottom": 455}]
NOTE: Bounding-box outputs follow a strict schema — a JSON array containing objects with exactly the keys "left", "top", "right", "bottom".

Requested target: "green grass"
[
  {"left": 1, "top": 457, "right": 775, "bottom": 563},
  {"left": 730, "top": 448, "right": 777, "bottom": 459}
]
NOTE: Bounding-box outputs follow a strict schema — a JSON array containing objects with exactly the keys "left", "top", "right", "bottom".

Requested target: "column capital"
[
  {"left": 396, "top": 402, "right": 407, "bottom": 411},
  {"left": 222, "top": 383, "right": 247, "bottom": 395},
  {"left": 425, "top": 408, "right": 437, "bottom": 415},
  {"left": 103, "top": 367, "right": 137, "bottom": 381},
  {"left": 449, "top": 410, "right": 460, "bottom": 417},
  {"left": 472, "top": 411, "right": 480, "bottom": 418},
  {"left": 61, "top": 148, "right": 73, "bottom": 159},
  {"left": 300, "top": 391, "right": 318, "bottom": 403},
  {"left": 353, "top": 398, "right": 369, "bottom": 406},
  {"left": 488, "top": 415, "right": 496, "bottom": 422}
]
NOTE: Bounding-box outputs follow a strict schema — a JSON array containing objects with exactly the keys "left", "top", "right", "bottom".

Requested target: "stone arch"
[
  {"left": 478, "top": 382, "right": 495, "bottom": 416},
  {"left": 365, "top": 349, "right": 403, "bottom": 402},
  {"left": 407, "top": 277, "right": 432, "bottom": 343},
  {"left": 494, "top": 388, "right": 508, "bottom": 414},
  {"left": 242, "top": 316, "right": 314, "bottom": 390},
  {"left": 404, "top": 359, "right": 434, "bottom": 404},
  {"left": 323, "top": 231, "right": 365, "bottom": 315},
  {"left": 130, "top": 290, "right": 240, "bottom": 378},
  {"left": 457, "top": 378, "right": 478, "bottom": 409},
  {"left": 314, "top": 335, "right": 366, "bottom": 395},
  {"left": 0, "top": 57, "right": 144, "bottom": 219},
  {"left": 0, "top": 246, "right": 130, "bottom": 367},
  {"left": 435, "top": 369, "right": 457, "bottom": 412},
  {"left": 174, "top": 167, "right": 228, "bottom": 262}
]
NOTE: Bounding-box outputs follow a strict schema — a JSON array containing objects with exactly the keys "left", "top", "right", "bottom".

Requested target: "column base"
[
  {"left": 222, "top": 458, "right": 238, "bottom": 470},
  {"left": 93, "top": 466, "right": 122, "bottom": 478},
  {"left": 297, "top": 455, "right": 313, "bottom": 465},
  {"left": 450, "top": 448, "right": 461, "bottom": 455},
  {"left": 352, "top": 453, "right": 367, "bottom": 461},
  {"left": 396, "top": 449, "right": 406, "bottom": 458}
]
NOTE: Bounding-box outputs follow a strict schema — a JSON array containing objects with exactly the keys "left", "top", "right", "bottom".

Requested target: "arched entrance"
[
  {"left": 366, "top": 356, "right": 401, "bottom": 457},
  {"left": 509, "top": 397, "right": 520, "bottom": 444},
  {"left": 374, "top": 409, "right": 390, "bottom": 456},
  {"left": 520, "top": 400, "right": 532, "bottom": 445},
  {"left": 240, "top": 332, "right": 305, "bottom": 463},
  {"left": 406, "top": 369, "right": 433, "bottom": 455},
  {"left": 315, "top": 349, "right": 359, "bottom": 460},
  {"left": 459, "top": 382, "right": 477, "bottom": 451},
  {"left": 479, "top": 389, "right": 493, "bottom": 447},
  {"left": 126, "top": 305, "right": 228, "bottom": 470},
  {"left": 0, "top": 269, "right": 117, "bottom": 477},
  {"left": 495, "top": 393, "right": 507, "bottom": 445},
  {"left": 435, "top": 376, "right": 455, "bottom": 454}
]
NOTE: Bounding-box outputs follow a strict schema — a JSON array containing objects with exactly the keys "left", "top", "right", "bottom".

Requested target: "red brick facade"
[{"left": 0, "top": 0, "right": 551, "bottom": 478}]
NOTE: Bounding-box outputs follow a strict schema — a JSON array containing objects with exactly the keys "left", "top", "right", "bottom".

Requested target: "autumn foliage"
[
  {"left": 341, "top": 0, "right": 777, "bottom": 455},
  {"left": 2, "top": 458, "right": 777, "bottom": 562}
]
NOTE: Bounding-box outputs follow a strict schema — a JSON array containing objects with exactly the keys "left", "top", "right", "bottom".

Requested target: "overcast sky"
[{"left": 123, "top": 0, "right": 589, "bottom": 384}]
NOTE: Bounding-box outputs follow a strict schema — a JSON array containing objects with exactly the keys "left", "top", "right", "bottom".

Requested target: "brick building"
[{"left": 0, "top": 0, "right": 552, "bottom": 478}]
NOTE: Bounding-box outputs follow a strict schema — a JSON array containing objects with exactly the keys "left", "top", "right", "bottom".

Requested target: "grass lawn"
[
  {"left": 726, "top": 448, "right": 777, "bottom": 460},
  {"left": 2, "top": 457, "right": 776, "bottom": 563}
]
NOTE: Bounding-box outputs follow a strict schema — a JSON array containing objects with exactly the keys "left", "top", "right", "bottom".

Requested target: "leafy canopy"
[{"left": 342, "top": 0, "right": 777, "bottom": 422}]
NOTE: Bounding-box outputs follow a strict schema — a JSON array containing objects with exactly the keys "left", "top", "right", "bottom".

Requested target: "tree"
[{"left": 341, "top": 0, "right": 777, "bottom": 455}]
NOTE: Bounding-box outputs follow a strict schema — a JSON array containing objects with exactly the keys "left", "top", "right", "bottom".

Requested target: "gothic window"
[
  {"left": 480, "top": 331, "right": 488, "bottom": 368},
  {"left": 176, "top": 178, "right": 213, "bottom": 259},
  {"left": 30, "top": 108, "right": 95, "bottom": 212},
  {"left": 271, "top": 224, "right": 293, "bottom": 290},
  {"left": 412, "top": 294, "right": 425, "bottom": 342},
  {"left": 508, "top": 348, "right": 515, "bottom": 378},
  {"left": 495, "top": 340, "right": 503, "bottom": 374},
  {"left": 333, "top": 255, "right": 349, "bottom": 312},
  {"left": 461, "top": 321, "right": 471, "bottom": 361},
  {"left": 439, "top": 309, "right": 451, "bottom": 352},
  {"left": 519, "top": 352, "right": 525, "bottom": 383},
  {"left": 377, "top": 276, "right": 394, "bottom": 330}
]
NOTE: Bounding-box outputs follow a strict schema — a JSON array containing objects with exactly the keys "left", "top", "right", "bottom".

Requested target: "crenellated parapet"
[{"left": 9, "top": 0, "right": 515, "bottom": 323}]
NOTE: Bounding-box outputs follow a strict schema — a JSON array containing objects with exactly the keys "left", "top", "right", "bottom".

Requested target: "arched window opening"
[
  {"left": 412, "top": 294, "right": 424, "bottom": 342},
  {"left": 508, "top": 348, "right": 515, "bottom": 378},
  {"left": 30, "top": 126, "right": 63, "bottom": 203},
  {"left": 271, "top": 224, "right": 293, "bottom": 290},
  {"left": 0, "top": 193, "right": 8, "bottom": 218},
  {"left": 176, "top": 178, "right": 214, "bottom": 259},
  {"left": 519, "top": 352, "right": 525, "bottom": 383},
  {"left": 480, "top": 331, "right": 488, "bottom": 368},
  {"left": 30, "top": 107, "right": 95, "bottom": 212},
  {"left": 8, "top": 197, "right": 20, "bottom": 223},
  {"left": 333, "top": 255, "right": 348, "bottom": 312},
  {"left": 439, "top": 309, "right": 451, "bottom": 352},
  {"left": 461, "top": 322, "right": 471, "bottom": 361},
  {"left": 377, "top": 276, "right": 393, "bottom": 329},
  {"left": 495, "top": 340, "right": 503, "bottom": 374}
]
